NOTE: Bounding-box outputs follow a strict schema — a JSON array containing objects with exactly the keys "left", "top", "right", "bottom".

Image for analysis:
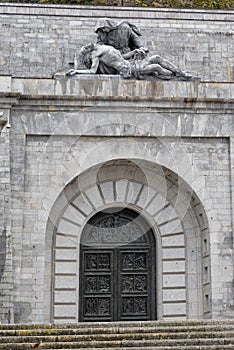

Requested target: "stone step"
[
  {"left": 1, "top": 338, "right": 234, "bottom": 349},
  {"left": 1, "top": 324, "right": 234, "bottom": 336},
  {"left": 0, "top": 321, "right": 234, "bottom": 349},
  {"left": 2, "top": 348, "right": 234, "bottom": 350},
  {"left": 1, "top": 320, "right": 234, "bottom": 330},
  {"left": 0, "top": 326, "right": 234, "bottom": 342},
  {"left": 1, "top": 330, "right": 234, "bottom": 343},
  {"left": 43, "top": 348, "right": 234, "bottom": 350}
]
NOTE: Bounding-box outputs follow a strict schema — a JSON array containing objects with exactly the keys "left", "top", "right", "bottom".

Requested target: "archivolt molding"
[
  {"left": 43, "top": 160, "right": 210, "bottom": 323},
  {"left": 52, "top": 178, "right": 185, "bottom": 322},
  {"left": 44, "top": 159, "right": 210, "bottom": 322},
  {"left": 40, "top": 137, "right": 206, "bottom": 217}
]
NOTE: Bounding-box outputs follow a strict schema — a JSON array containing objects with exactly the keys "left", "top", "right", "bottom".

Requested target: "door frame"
[{"left": 79, "top": 207, "right": 157, "bottom": 322}]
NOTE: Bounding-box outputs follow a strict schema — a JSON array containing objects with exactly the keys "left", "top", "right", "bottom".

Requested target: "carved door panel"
[
  {"left": 81, "top": 250, "right": 113, "bottom": 321},
  {"left": 79, "top": 208, "right": 156, "bottom": 322},
  {"left": 118, "top": 249, "right": 150, "bottom": 320}
]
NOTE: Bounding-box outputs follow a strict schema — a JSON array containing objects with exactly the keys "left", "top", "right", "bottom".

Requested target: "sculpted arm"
[
  {"left": 70, "top": 57, "right": 99, "bottom": 74},
  {"left": 122, "top": 48, "right": 146, "bottom": 60},
  {"left": 65, "top": 50, "right": 101, "bottom": 76},
  {"left": 89, "top": 54, "right": 100, "bottom": 74},
  {"left": 122, "top": 50, "right": 136, "bottom": 59}
]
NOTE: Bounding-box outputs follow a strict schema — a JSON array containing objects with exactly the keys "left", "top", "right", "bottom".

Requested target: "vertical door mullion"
[{"left": 113, "top": 247, "right": 118, "bottom": 321}]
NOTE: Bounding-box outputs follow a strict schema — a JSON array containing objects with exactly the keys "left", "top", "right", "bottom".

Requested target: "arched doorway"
[
  {"left": 79, "top": 207, "right": 156, "bottom": 322},
  {"left": 47, "top": 160, "right": 211, "bottom": 323}
]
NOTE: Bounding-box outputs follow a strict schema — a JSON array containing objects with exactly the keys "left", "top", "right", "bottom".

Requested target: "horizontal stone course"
[
  {"left": 0, "top": 4, "right": 233, "bottom": 81},
  {"left": 5, "top": 77, "right": 234, "bottom": 104},
  {"left": 0, "top": 6, "right": 233, "bottom": 325}
]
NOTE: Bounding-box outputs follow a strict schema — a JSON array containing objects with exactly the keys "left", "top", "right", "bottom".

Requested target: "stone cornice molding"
[
  {"left": 0, "top": 76, "right": 233, "bottom": 136},
  {"left": 0, "top": 3, "right": 234, "bottom": 22},
  {"left": 0, "top": 95, "right": 21, "bottom": 135},
  {"left": 7, "top": 77, "right": 234, "bottom": 112}
]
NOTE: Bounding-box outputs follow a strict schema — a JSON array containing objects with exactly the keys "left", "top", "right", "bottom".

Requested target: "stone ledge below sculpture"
[{"left": 4, "top": 76, "right": 233, "bottom": 102}]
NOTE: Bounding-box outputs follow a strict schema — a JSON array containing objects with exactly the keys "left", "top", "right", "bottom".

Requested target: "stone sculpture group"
[{"left": 59, "top": 18, "right": 198, "bottom": 81}]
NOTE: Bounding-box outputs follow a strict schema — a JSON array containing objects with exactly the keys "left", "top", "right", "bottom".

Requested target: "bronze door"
[{"left": 79, "top": 208, "right": 156, "bottom": 322}]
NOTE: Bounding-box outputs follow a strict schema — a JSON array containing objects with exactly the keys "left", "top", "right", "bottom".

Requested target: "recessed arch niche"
[{"left": 44, "top": 159, "right": 211, "bottom": 323}]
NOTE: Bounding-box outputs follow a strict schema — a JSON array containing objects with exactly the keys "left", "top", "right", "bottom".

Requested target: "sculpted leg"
[
  {"left": 148, "top": 55, "right": 192, "bottom": 78},
  {"left": 140, "top": 63, "right": 172, "bottom": 76}
]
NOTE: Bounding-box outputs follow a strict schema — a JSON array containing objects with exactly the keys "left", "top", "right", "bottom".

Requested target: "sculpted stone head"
[{"left": 79, "top": 43, "right": 95, "bottom": 69}]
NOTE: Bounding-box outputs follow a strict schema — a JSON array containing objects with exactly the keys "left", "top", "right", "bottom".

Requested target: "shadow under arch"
[{"left": 43, "top": 159, "right": 211, "bottom": 323}]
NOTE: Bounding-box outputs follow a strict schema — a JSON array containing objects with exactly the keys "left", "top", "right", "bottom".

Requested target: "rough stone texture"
[
  {"left": 0, "top": 4, "right": 234, "bottom": 82},
  {"left": 0, "top": 128, "right": 13, "bottom": 324},
  {"left": 1, "top": 320, "right": 234, "bottom": 349},
  {"left": 0, "top": 74, "right": 233, "bottom": 323},
  {"left": 0, "top": 5, "right": 233, "bottom": 324},
  {"left": 52, "top": 177, "right": 189, "bottom": 322}
]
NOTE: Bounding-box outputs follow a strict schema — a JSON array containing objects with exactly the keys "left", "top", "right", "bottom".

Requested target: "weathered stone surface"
[
  {"left": 0, "top": 320, "right": 234, "bottom": 349},
  {"left": 0, "top": 5, "right": 233, "bottom": 325},
  {"left": 0, "top": 76, "right": 233, "bottom": 323},
  {"left": 0, "top": 5, "right": 234, "bottom": 82}
]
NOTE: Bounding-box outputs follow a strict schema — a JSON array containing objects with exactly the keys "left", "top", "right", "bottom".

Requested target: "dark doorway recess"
[{"left": 79, "top": 207, "right": 156, "bottom": 321}]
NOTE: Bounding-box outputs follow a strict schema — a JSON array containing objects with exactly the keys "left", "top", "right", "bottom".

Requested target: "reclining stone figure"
[{"left": 66, "top": 43, "right": 195, "bottom": 81}]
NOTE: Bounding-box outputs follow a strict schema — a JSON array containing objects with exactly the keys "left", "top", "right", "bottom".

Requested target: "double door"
[{"left": 79, "top": 208, "right": 156, "bottom": 321}]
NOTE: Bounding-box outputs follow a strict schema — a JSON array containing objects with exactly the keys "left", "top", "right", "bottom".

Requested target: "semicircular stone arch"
[{"left": 44, "top": 160, "right": 211, "bottom": 323}]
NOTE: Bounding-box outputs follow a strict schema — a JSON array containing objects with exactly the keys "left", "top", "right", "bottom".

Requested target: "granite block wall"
[
  {"left": 0, "top": 127, "right": 13, "bottom": 324},
  {"left": 0, "top": 4, "right": 233, "bottom": 323},
  {"left": 0, "top": 75, "right": 233, "bottom": 322},
  {"left": 0, "top": 4, "right": 234, "bottom": 81}
]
